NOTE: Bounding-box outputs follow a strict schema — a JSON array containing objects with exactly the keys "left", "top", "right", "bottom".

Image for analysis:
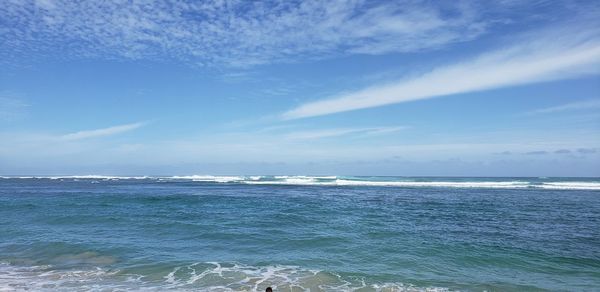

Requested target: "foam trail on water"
[
  {"left": 0, "top": 262, "right": 451, "bottom": 292},
  {"left": 168, "top": 175, "right": 246, "bottom": 183}
]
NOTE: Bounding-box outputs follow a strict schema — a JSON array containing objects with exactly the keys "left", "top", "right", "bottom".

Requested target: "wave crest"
[{"left": 1, "top": 175, "right": 599, "bottom": 190}]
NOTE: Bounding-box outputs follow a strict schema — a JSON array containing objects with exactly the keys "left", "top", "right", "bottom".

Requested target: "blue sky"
[{"left": 0, "top": 0, "right": 599, "bottom": 176}]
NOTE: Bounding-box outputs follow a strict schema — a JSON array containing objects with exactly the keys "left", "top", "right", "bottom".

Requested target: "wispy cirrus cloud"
[
  {"left": 495, "top": 148, "right": 599, "bottom": 156},
  {"left": 526, "top": 99, "right": 600, "bottom": 115},
  {"left": 282, "top": 26, "right": 600, "bottom": 119},
  {"left": 0, "top": 0, "right": 564, "bottom": 67},
  {"left": 61, "top": 122, "right": 146, "bottom": 141},
  {"left": 283, "top": 126, "right": 407, "bottom": 140}
]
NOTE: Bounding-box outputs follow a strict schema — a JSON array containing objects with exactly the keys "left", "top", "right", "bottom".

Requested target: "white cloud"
[
  {"left": 2, "top": 123, "right": 599, "bottom": 175},
  {"left": 0, "top": 1, "right": 545, "bottom": 67},
  {"left": 61, "top": 122, "right": 145, "bottom": 141},
  {"left": 283, "top": 126, "right": 407, "bottom": 140},
  {"left": 282, "top": 27, "right": 600, "bottom": 119},
  {"left": 526, "top": 99, "right": 600, "bottom": 115}
]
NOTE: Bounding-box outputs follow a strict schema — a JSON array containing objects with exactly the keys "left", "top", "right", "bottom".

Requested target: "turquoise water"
[{"left": 1, "top": 176, "right": 599, "bottom": 291}]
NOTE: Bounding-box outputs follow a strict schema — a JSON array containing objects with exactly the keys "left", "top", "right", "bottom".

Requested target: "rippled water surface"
[{"left": 1, "top": 177, "right": 599, "bottom": 291}]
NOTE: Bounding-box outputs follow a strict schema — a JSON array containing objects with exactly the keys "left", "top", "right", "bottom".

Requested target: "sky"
[{"left": 0, "top": 0, "right": 599, "bottom": 176}]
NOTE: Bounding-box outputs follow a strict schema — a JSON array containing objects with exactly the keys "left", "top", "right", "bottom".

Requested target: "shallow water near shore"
[{"left": 1, "top": 176, "right": 599, "bottom": 291}]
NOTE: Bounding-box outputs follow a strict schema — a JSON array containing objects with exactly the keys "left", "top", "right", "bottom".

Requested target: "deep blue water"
[{"left": 1, "top": 176, "right": 599, "bottom": 291}]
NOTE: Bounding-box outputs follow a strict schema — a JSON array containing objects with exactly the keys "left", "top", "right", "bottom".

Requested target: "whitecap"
[
  {"left": 0, "top": 262, "right": 453, "bottom": 291},
  {"left": 1, "top": 175, "right": 599, "bottom": 190}
]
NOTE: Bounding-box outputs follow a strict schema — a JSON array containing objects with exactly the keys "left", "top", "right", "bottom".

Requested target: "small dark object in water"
[{"left": 266, "top": 287, "right": 273, "bottom": 292}]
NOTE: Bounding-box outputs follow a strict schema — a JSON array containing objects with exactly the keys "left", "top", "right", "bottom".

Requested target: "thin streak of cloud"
[
  {"left": 284, "top": 126, "right": 407, "bottom": 140},
  {"left": 61, "top": 122, "right": 146, "bottom": 141},
  {"left": 363, "top": 126, "right": 409, "bottom": 135},
  {"left": 526, "top": 99, "right": 600, "bottom": 115},
  {"left": 282, "top": 27, "right": 600, "bottom": 120}
]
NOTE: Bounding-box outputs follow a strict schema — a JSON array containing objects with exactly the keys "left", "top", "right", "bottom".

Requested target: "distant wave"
[
  {"left": 0, "top": 175, "right": 150, "bottom": 180},
  {"left": 1, "top": 175, "right": 599, "bottom": 190}
]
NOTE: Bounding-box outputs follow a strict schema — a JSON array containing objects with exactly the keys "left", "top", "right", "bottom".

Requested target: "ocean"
[{"left": 1, "top": 176, "right": 599, "bottom": 291}]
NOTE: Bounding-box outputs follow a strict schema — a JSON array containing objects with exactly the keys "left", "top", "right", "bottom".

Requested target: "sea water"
[{"left": 1, "top": 176, "right": 599, "bottom": 291}]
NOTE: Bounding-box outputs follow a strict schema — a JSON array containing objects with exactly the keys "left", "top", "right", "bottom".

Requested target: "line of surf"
[{"left": 1, "top": 175, "right": 599, "bottom": 190}]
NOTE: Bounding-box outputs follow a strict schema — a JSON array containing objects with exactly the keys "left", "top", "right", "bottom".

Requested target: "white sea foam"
[
  {"left": 331, "top": 180, "right": 533, "bottom": 188},
  {"left": 0, "top": 175, "right": 149, "bottom": 180},
  {"left": 242, "top": 178, "right": 600, "bottom": 190},
  {"left": 1, "top": 175, "right": 599, "bottom": 190},
  {"left": 168, "top": 175, "right": 247, "bottom": 183},
  {"left": 0, "top": 262, "right": 122, "bottom": 291},
  {"left": 536, "top": 182, "right": 600, "bottom": 190},
  {"left": 0, "top": 262, "right": 450, "bottom": 292}
]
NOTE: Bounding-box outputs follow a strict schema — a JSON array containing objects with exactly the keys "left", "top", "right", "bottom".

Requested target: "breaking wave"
[
  {"left": 1, "top": 175, "right": 599, "bottom": 190},
  {"left": 0, "top": 262, "right": 449, "bottom": 292}
]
